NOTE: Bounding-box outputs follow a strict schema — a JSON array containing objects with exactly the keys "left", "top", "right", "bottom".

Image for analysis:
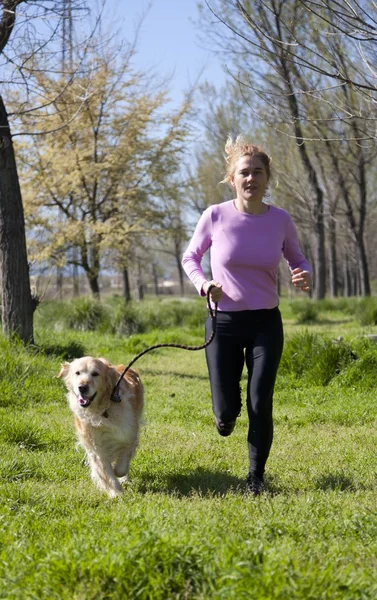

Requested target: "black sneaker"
[
  {"left": 246, "top": 473, "right": 264, "bottom": 496},
  {"left": 214, "top": 417, "right": 236, "bottom": 437}
]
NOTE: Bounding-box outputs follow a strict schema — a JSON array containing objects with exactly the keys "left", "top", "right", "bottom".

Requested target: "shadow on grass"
[
  {"left": 137, "top": 468, "right": 244, "bottom": 496},
  {"left": 293, "top": 318, "right": 353, "bottom": 327},
  {"left": 263, "top": 474, "right": 286, "bottom": 496},
  {"left": 314, "top": 318, "right": 355, "bottom": 326},
  {"left": 137, "top": 468, "right": 286, "bottom": 497},
  {"left": 314, "top": 472, "right": 356, "bottom": 491},
  {"left": 136, "top": 470, "right": 362, "bottom": 497},
  {"left": 35, "top": 340, "right": 85, "bottom": 360},
  {"left": 141, "top": 368, "right": 209, "bottom": 381}
]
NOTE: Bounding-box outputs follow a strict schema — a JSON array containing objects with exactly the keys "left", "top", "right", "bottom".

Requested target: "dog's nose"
[{"left": 78, "top": 384, "right": 89, "bottom": 395}]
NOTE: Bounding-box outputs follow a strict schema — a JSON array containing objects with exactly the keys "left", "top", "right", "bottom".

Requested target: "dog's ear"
[
  {"left": 107, "top": 365, "right": 120, "bottom": 386},
  {"left": 102, "top": 364, "right": 122, "bottom": 398},
  {"left": 57, "top": 362, "right": 70, "bottom": 378},
  {"left": 98, "top": 357, "right": 111, "bottom": 367}
]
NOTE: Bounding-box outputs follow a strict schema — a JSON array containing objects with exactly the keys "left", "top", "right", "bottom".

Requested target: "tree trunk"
[
  {"left": 280, "top": 63, "right": 326, "bottom": 299},
  {"left": 343, "top": 258, "right": 351, "bottom": 297},
  {"left": 173, "top": 238, "right": 185, "bottom": 296},
  {"left": 136, "top": 262, "right": 144, "bottom": 301},
  {"left": 81, "top": 240, "right": 100, "bottom": 299},
  {"left": 303, "top": 240, "right": 314, "bottom": 299},
  {"left": 73, "top": 267, "right": 79, "bottom": 297},
  {"left": 350, "top": 112, "right": 370, "bottom": 296},
  {"left": 0, "top": 95, "right": 35, "bottom": 343},
  {"left": 152, "top": 263, "right": 159, "bottom": 296},
  {"left": 356, "top": 241, "right": 369, "bottom": 296},
  {"left": 72, "top": 251, "right": 79, "bottom": 297},
  {"left": 56, "top": 267, "right": 64, "bottom": 300},
  {"left": 176, "top": 259, "right": 185, "bottom": 297},
  {"left": 328, "top": 217, "right": 338, "bottom": 298},
  {"left": 324, "top": 139, "right": 370, "bottom": 297},
  {"left": 88, "top": 275, "right": 100, "bottom": 299},
  {"left": 122, "top": 268, "right": 131, "bottom": 303}
]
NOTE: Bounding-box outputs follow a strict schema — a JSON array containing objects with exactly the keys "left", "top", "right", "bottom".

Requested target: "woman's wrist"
[{"left": 202, "top": 281, "right": 209, "bottom": 295}]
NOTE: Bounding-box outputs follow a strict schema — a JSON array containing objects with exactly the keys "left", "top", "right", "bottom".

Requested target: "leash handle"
[
  {"left": 206, "top": 283, "right": 216, "bottom": 316},
  {"left": 111, "top": 288, "right": 218, "bottom": 402},
  {"left": 206, "top": 284, "right": 219, "bottom": 335}
]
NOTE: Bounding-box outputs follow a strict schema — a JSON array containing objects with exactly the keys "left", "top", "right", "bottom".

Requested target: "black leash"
[{"left": 111, "top": 286, "right": 218, "bottom": 402}]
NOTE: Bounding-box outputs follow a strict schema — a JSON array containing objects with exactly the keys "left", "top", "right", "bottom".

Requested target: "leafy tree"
[
  {"left": 186, "top": 83, "right": 252, "bottom": 217},
  {"left": 199, "top": 0, "right": 377, "bottom": 297},
  {"left": 16, "top": 44, "right": 193, "bottom": 299},
  {"left": 0, "top": 0, "right": 89, "bottom": 342}
]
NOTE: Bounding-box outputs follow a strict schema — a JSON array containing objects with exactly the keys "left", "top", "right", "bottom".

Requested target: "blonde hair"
[{"left": 221, "top": 135, "right": 272, "bottom": 184}]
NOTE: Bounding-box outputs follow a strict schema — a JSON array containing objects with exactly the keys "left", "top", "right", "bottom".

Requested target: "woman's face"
[{"left": 231, "top": 154, "right": 269, "bottom": 204}]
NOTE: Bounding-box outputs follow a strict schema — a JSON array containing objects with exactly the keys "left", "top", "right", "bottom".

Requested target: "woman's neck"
[{"left": 233, "top": 198, "right": 269, "bottom": 215}]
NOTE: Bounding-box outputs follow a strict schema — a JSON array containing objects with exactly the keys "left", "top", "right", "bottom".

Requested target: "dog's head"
[{"left": 57, "top": 357, "right": 118, "bottom": 409}]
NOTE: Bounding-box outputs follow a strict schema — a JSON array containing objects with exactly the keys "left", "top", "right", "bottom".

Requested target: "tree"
[
  {"left": 0, "top": 96, "right": 37, "bottom": 341},
  {"left": 0, "top": 1, "right": 37, "bottom": 342},
  {"left": 200, "top": 1, "right": 328, "bottom": 296},
  {"left": 199, "top": 0, "right": 377, "bottom": 297},
  {"left": 0, "top": 0, "right": 88, "bottom": 341},
  {"left": 15, "top": 42, "right": 193, "bottom": 299},
  {"left": 186, "top": 83, "right": 252, "bottom": 218},
  {"left": 295, "top": 1, "right": 377, "bottom": 100}
]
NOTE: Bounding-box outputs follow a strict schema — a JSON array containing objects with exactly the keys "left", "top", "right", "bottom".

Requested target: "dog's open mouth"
[{"left": 78, "top": 392, "right": 97, "bottom": 407}]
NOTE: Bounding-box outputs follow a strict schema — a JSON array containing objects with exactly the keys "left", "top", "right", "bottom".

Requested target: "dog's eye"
[
  {"left": 92, "top": 371, "right": 99, "bottom": 377},
  {"left": 75, "top": 371, "right": 81, "bottom": 375}
]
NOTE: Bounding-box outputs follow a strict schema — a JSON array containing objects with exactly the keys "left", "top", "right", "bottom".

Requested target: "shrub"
[
  {"left": 332, "top": 349, "right": 377, "bottom": 390},
  {"left": 316, "top": 297, "right": 358, "bottom": 314},
  {"left": 279, "top": 331, "right": 357, "bottom": 386},
  {"left": 36, "top": 296, "right": 213, "bottom": 335},
  {"left": 112, "top": 302, "right": 147, "bottom": 335},
  {"left": 354, "top": 297, "right": 377, "bottom": 326},
  {"left": 34, "top": 300, "right": 72, "bottom": 330},
  {"left": 316, "top": 298, "right": 339, "bottom": 312},
  {"left": 290, "top": 300, "right": 319, "bottom": 324},
  {"left": 120, "top": 327, "right": 205, "bottom": 355},
  {"left": 66, "top": 298, "right": 110, "bottom": 332},
  {"left": 332, "top": 297, "right": 359, "bottom": 314}
]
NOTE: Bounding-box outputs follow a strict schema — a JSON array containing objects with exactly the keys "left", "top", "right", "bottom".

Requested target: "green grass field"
[{"left": 1, "top": 297, "right": 377, "bottom": 599}]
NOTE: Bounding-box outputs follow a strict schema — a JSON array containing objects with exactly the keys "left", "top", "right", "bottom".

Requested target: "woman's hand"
[
  {"left": 202, "top": 280, "right": 223, "bottom": 303},
  {"left": 291, "top": 268, "right": 312, "bottom": 292}
]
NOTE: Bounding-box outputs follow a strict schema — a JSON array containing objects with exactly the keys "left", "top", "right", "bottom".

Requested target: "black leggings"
[{"left": 205, "top": 307, "right": 284, "bottom": 480}]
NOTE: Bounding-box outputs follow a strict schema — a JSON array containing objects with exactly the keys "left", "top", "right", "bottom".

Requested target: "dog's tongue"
[{"left": 79, "top": 395, "right": 91, "bottom": 407}]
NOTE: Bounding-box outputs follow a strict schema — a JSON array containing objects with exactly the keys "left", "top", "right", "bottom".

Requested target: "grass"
[{"left": 1, "top": 296, "right": 377, "bottom": 598}]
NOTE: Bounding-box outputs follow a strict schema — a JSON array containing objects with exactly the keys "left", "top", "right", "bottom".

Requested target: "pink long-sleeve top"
[{"left": 182, "top": 200, "right": 312, "bottom": 311}]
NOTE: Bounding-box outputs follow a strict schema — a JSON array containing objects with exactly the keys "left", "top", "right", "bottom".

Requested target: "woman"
[{"left": 181, "top": 136, "right": 312, "bottom": 496}]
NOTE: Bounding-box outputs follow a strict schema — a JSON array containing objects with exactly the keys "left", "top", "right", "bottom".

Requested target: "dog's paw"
[
  {"left": 108, "top": 487, "right": 123, "bottom": 498},
  {"left": 119, "top": 475, "right": 130, "bottom": 485}
]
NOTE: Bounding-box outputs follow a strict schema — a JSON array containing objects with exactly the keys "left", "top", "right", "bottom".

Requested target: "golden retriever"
[{"left": 57, "top": 357, "right": 144, "bottom": 498}]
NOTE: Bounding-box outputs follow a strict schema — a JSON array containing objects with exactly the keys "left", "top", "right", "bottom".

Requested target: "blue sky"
[{"left": 105, "top": 0, "right": 226, "bottom": 106}]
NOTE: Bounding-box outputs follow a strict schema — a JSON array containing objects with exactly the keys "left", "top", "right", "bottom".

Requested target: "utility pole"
[
  {"left": 60, "top": 0, "right": 80, "bottom": 297},
  {"left": 62, "top": 0, "right": 73, "bottom": 72}
]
